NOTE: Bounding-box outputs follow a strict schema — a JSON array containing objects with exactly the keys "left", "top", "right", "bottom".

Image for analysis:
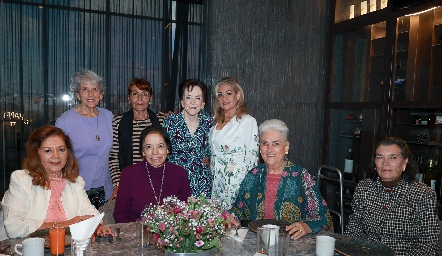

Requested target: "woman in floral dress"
[
  {"left": 163, "top": 79, "right": 212, "bottom": 197},
  {"left": 209, "top": 77, "right": 259, "bottom": 210}
]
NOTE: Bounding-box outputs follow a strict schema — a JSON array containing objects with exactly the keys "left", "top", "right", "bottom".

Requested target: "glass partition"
[{"left": 330, "top": 22, "right": 386, "bottom": 102}]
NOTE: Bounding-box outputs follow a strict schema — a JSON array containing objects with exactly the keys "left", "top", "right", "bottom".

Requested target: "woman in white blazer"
[{"left": 1, "top": 126, "right": 111, "bottom": 238}]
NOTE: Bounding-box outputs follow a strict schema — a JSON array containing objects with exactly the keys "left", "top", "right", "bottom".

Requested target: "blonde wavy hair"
[{"left": 212, "top": 77, "right": 248, "bottom": 124}]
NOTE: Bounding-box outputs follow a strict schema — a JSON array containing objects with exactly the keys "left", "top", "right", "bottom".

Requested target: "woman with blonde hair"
[{"left": 209, "top": 77, "right": 259, "bottom": 210}]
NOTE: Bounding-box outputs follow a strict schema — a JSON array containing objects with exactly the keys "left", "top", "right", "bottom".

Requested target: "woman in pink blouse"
[{"left": 1, "top": 126, "right": 111, "bottom": 238}]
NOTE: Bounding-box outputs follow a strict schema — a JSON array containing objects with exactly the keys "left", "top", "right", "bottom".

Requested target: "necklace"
[
  {"left": 145, "top": 161, "right": 165, "bottom": 205},
  {"left": 79, "top": 105, "right": 100, "bottom": 141},
  {"left": 267, "top": 160, "right": 286, "bottom": 174},
  {"left": 222, "top": 114, "right": 234, "bottom": 123}
]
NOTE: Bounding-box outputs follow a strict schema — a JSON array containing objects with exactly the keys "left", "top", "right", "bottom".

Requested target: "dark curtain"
[{"left": 0, "top": 0, "right": 203, "bottom": 195}]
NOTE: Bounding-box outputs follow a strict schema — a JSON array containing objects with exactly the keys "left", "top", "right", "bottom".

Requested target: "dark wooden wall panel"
[{"left": 202, "top": 0, "right": 330, "bottom": 172}]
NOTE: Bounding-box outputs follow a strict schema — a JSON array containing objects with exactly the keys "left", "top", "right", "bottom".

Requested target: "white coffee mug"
[
  {"left": 14, "top": 237, "right": 45, "bottom": 256},
  {"left": 316, "top": 235, "right": 336, "bottom": 256},
  {"left": 262, "top": 224, "right": 280, "bottom": 247}
]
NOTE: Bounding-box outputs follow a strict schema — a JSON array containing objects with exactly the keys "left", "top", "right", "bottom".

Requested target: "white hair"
[{"left": 258, "top": 119, "right": 289, "bottom": 141}]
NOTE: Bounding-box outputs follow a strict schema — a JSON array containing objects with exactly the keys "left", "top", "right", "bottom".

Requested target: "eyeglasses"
[{"left": 130, "top": 91, "right": 150, "bottom": 98}]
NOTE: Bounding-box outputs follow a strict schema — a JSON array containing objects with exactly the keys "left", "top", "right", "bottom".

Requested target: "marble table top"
[{"left": 1, "top": 222, "right": 341, "bottom": 255}]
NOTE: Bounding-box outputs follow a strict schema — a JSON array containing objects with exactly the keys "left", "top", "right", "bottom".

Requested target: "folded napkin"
[
  {"left": 69, "top": 213, "right": 105, "bottom": 241},
  {"left": 226, "top": 227, "right": 248, "bottom": 242}
]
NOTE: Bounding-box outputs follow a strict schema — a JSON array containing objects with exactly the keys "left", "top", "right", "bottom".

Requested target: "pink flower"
[
  {"left": 172, "top": 206, "right": 183, "bottom": 214},
  {"left": 195, "top": 226, "right": 205, "bottom": 234},
  {"left": 195, "top": 240, "right": 205, "bottom": 247},
  {"left": 141, "top": 216, "right": 147, "bottom": 222},
  {"left": 169, "top": 227, "right": 175, "bottom": 233},
  {"left": 196, "top": 234, "right": 201, "bottom": 239},
  {"left": 159, "top": 222, "right": 167, "bottom": 232},
  {"left": 221, "top": 211, "right": 230, "bottom": 220},
  {"left": 322, "top": 199, "right": 328, "bottom": 206},
  {"left": 252, "top": 168, "right": 258, "bottom": 174},
  {"left": 153, "top": 233, "right": 160, "bottom": 243},
  {"left": 238, "top": 201, "right": 244, "bottom": 208},
  {"left": 282, "top": 171, "right": 289, "bottom": 177},
  {"left": 292, "top": 172, "right": 298, "bottom": 177}
]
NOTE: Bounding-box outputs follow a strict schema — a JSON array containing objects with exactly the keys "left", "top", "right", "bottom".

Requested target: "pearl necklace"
[
  {"left": 79, "top": 105, "right": 100, "bottom": 141},
  {"left": 145, "top": 161, "right": 165, "bottom": 205}
]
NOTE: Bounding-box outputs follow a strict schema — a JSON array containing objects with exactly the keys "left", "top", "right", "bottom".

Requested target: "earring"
[
  {"left": 403, "top": 168, "right": 406, "bottom": 172},
  {"left": 259, "top": 150, "right": 261, "bottom": 153}
]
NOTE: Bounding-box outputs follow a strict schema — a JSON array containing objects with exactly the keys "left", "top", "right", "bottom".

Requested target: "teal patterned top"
[
  {"left": 163, "top": 113, "right": 213, "bottom": 197},
  {"left": 229, "top": 161, "right": 332, "bottom": 234}
]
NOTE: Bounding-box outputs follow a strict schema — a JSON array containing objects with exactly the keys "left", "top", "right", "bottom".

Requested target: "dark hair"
[
  {"left": 127, "top": 77, "right": 153, "bottom": 96},
  {"left": 22, "top": 126, "right": 79, "bottom": 188},
  {"left": 178, "top": 79, "right": 208, "bottom": 103},
  {"left": 139, "top": 126, "right": 172, "bottom": 155},
  {"left": 371, "top": 137, "right": 418, "bottom": 182}
]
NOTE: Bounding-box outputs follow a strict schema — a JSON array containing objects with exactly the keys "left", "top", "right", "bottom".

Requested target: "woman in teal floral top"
[
  {"left": 228, "top": 119, "right": 332, "bottom": 239},
  {"left": 163, "top": 79, "right": 213, "bottom": 197}
]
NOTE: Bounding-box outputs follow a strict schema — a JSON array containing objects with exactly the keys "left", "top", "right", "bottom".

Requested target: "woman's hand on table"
[
  {"left": 93, "top": 224, "right": 113, "bottom": 242},
  {"left": 285, "top": 222, "right": 312, "bottom": 240},
  {"left": 225, "top": 213, "right": 240, "bottom": 229}
]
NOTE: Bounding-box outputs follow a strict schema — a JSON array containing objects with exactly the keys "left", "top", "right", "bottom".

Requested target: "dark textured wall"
[{"left": 203, "top": 1, "right": 330, "bottom": 172}]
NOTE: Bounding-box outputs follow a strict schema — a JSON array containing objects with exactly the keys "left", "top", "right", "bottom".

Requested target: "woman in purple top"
[
  {"left": 113, "top": 126, "right": 191, "bottom": 223},
  {"left": 56, "top": 70, "right": 114, "bottom": 209}
]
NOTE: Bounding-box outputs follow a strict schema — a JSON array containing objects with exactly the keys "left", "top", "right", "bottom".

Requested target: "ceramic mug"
[
  {"left": 316, "top": 235, "right": 336, "bottom": 256},
  {"left": 262, "top": 224, "right": 280, "bottom": 247},
  {"left": 14, "top": 237, "right": 45, "bottom": 256}
]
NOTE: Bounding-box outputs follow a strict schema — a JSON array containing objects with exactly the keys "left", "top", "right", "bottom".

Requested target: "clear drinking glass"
[
  {"left": 71, "top": 237, "right": 93, "bottom": 256},
  {"left": 273, "top": 233, "right": 290, "bottom": 256},
  {"left": 136, "top": 220, "right": 149, "bottom": 247},
  {"left": 257, "top": 227, "right": 270, "bottom": 255}
]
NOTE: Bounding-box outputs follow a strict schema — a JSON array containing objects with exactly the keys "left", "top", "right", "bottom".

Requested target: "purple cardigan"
[
  {"left": 56, "top": 107, "right": 114, "bottom": 200},
  {"left": 113, "top": 160, "right": 191, "bottom": 223}
]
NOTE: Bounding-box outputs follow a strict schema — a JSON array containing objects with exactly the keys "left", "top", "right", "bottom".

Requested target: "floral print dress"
[
  {"left": 163, "top": 113, "right": 213, "bottom": 197},
  {"left": 229, "top": 161, "right": 333, "bottom": 234},
  {"left": 209, "top": 114, "right": 259, "bottom": 210}
]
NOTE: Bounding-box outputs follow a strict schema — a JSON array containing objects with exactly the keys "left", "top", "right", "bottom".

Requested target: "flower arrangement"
[{"left": 141, "top": 195, "right": 228, "bottom": 253}]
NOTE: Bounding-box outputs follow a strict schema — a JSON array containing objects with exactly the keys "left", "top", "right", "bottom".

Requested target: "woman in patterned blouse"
[
  {"left": 345, "top": 137, "right": 440, "bottom": 255},
  {"left": 163, "top": 79, "right": 212, "bottom": 197},
  {"left": 227, "top": 119, "right": 332, "bottom": 239}
]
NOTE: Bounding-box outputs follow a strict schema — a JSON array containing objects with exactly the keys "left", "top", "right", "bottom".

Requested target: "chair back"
[{"left": 317, "top": 165, "right": 344, "bottom": 234}]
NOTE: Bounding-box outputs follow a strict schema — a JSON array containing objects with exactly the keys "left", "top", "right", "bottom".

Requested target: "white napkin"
[
  {"left": 69, "top": 213, "right": 105, "bottom": 241},
  {"left": 227, "top": 227, "right": 248, "bottom": 242}
]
